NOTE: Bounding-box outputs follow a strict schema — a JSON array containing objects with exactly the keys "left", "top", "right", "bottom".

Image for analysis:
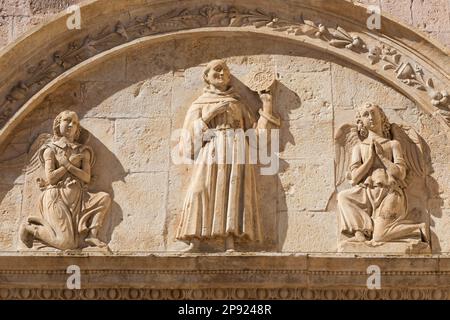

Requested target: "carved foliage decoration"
[
  {"left": 0, "top": 5, "right": 448, "bottom": 128},
  {"left": 367, "top": 44, "right": 449, "bottom": 120},
  {"left": 0, "top": 5, "right": 365, "bottom": 127}
]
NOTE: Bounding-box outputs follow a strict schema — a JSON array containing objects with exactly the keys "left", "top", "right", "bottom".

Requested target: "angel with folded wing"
[
  {"left": 335, "top": 103, "right": 430, "bottom": 247},
  {"left": 19, "top": 110, "right": 111, "bottom": 250}
]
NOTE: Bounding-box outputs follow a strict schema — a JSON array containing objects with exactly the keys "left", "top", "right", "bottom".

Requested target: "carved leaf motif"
[
  {"left": 115, "top": 22, "right": 128, "bottom": 39},
  {"left": 253, "top": 20, "right": 269, "bottom": 28},
  {"left": 272, "top": 26, "right": 290, "bottom": 32},
  {"left": 331, "top": 26, "right": 352, "bottom": 41},
  {"left": 416, "top": 85, "right": 426, "bottom": 91},
  {"left": 229, "top": 16, "right": 245, "bottom": 27},
  {"left": 392, "top": 54, "right": 400, "bottom": 64},
  {"left": 0, "top": 4, "right": 446, "bottom": 130}
]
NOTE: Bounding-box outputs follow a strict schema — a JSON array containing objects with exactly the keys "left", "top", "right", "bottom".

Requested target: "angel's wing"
[
  {"left": 334, "top": 124, "right": 360, "bottom": 186},
  {"left": 390, "top": 123, "right": 429, "bottom": 185},
  {"left": 25, "top": 133, "right": 52, "bottom": 175},
  {"left": 18, "top": 133, "right": 52, "bottom": 225}
]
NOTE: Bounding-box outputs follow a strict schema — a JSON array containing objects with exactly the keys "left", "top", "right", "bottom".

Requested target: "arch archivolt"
[{"left": 0, "top": 0, "right": 449, "bottom": 149}]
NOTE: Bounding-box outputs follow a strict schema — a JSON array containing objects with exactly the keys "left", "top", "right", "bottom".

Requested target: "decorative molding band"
[
  {"left": 0, "top": 287, "right": 448, "bottom": 300},
  {"left": 0, "top": 269, "right": 449, "bottom": 276},
  {"left": 0, "top": 255, "right": 448, "bottom": 300}
]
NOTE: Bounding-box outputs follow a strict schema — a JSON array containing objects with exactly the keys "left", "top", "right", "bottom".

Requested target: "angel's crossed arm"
[
  {"left": 349, "top": 144, "right": 372, "bottom": 186},
  {"left": 43, "top": 148, "right": 68, "bottom": 185},
  {"left": 379, "top": 140, "right": 407, "bottom": 181},
  {"left": 43, "top": 148, "right": 91, "bottom": 185}
]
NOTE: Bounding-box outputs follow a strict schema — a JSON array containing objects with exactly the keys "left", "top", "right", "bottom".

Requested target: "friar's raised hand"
[{"left": 258, "top": 90, "right": 273, "bottom": 114}]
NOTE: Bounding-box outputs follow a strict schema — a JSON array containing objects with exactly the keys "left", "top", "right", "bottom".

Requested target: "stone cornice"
[{"left": 0, "top": 254, "right": 449, "bottom": 299}]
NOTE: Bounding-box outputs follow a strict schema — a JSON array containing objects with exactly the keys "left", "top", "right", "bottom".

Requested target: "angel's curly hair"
[
  {"left": 52, "top": 110, "right": 81, "bottom": 141},
  {"left": 356, "top": 103, "right": 391, "bottom": 139}
]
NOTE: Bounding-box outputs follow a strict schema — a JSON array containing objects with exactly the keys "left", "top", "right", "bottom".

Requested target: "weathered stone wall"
[
  {"left": 358, "top": 0, "right": 450, "bottom": 48},
  {"left": 0, "top": 0, "right": 449, "bottom": 49},
  {"left": 0, "top": 0, "right": 448, "bottom": 300}
]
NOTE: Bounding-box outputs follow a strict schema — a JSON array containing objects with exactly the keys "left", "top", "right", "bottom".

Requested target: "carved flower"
[
  {"left": 314, "top": 24, "right": 327, "bottom": 37},
  {"left": 431, "top": 90, "right": 449, "bottom": 107},
  {"left": 3, "top": 104, "right": 13, "bottom": 117},
  {"left": 68, "top": 41, "right": 78, "bottom": 50},
  {"left": 329, "top": 26, "right": 366, "bottom": 51},
  {"left": 346, "top": 36, "right": 364, "bottom": 50},
  {"left": 7, "top": 82, "right": 29, "bottom": 102},
  {"left": 266, "top": 17, "right": 279, "bottom": 27},
  {"left": 382, "top": 46, "right": 397, "bottom": 56},
  {"left": 146, "top": 14, "right": 156, "bottom": 31},
  {"left": 53, "top": 51, "right": 69, "bottom": 69},
  {"left": 367, "top": 46, "right": 382, "bottom": 64}
]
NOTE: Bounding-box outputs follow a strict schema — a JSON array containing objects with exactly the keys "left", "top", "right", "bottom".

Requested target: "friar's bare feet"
[{"left": 348, "top": 230, "right": 367, "bottom": 242}]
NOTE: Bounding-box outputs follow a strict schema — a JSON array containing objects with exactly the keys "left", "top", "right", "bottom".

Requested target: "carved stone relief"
[
  {"left": 176, "top": 60, "right": 280, "bottom": 252},
  {"left": 18, "top": 111, "right": 112, "bottom": 251},
  {"left": 0, "top": 0, "right": 449, "bottom": 300},
  {"left": 0, "top": 31, "right": 444, "bottom": 256},
  {"left": 335, "top": 104, "right": 433, "bottom": 253}
]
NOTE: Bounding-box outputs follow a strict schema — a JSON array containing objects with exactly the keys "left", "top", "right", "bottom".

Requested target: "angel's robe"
[
  {"left": 338, "top": 136, "right": 425, "bottom": 243},
  {"left": 28, "top": 139, "right": 111, "bottom": 250},
  {"left": 176, "top": 86, "right": 270, "bottom": 242}
]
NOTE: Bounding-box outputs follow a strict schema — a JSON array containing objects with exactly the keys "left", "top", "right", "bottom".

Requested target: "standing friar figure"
[
  {"left": 176, "top": 60, "right": 280, "bottom": 252},
  {"left": 335, "top": 103, "right": 431, "bottom": 250},
  {"left": 20, "top": 110, "right": 111, "bottom": 251}
]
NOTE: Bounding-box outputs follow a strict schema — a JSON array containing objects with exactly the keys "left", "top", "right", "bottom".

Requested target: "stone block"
[
  {"left": 279, "top": 211, "right": 337, "bottom": 252},
  {"left": 381, "top": 0, "right": 413, "bottom": 25},
  {"left": 427, "top": 31, "right": 450, "bottom": 48},
  {"left": 114, "top": 118, "right": 171, "bottom": 173},
  {"left": 276, "top": 70, "right": 332, "bottom": 122},
  {"left": 278, "top": 159, "right": 335, "bottom": 212},
  {"left": 29, "top": 0, "right": 82, "bottom": 15},
  {"left": 126, "top": 41, "right": 176, "bottom": 82},
  {"left": 0, "top": 0, "right": 31, "bottom": 16},
  {"left": 78, "top": 56, "right": 126, "bottom": 82},
  {"left": 430, "top": 210, "right": 450, "bottom": 253},
  {"left": 0, "top": 16, "right": 12, "bottom": 47},
  {"left": 280, "top": 119, "right": 333, "bottom": 161},
  {"left": 331, "top": 62, "right": 416, "bottom": 111},
  {"left": 81, "top": 76, "right": 172, "bottom": 119},
  {"left": 108, "top": 172, "right": 168, "bottom": 251},
  {"left": 11, "top": 15, "right": 46, "bottom": 40},
  {"left": 412, "top": 0, "right": 450, "bottom": 32},
  {"left": 0, "top": 184, "right": 22, "bottom": 250}
]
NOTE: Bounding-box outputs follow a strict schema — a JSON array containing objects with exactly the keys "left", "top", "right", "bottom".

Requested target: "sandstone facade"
[{"left": 0, "top": 0, "right": 449, "bottom": 299}]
